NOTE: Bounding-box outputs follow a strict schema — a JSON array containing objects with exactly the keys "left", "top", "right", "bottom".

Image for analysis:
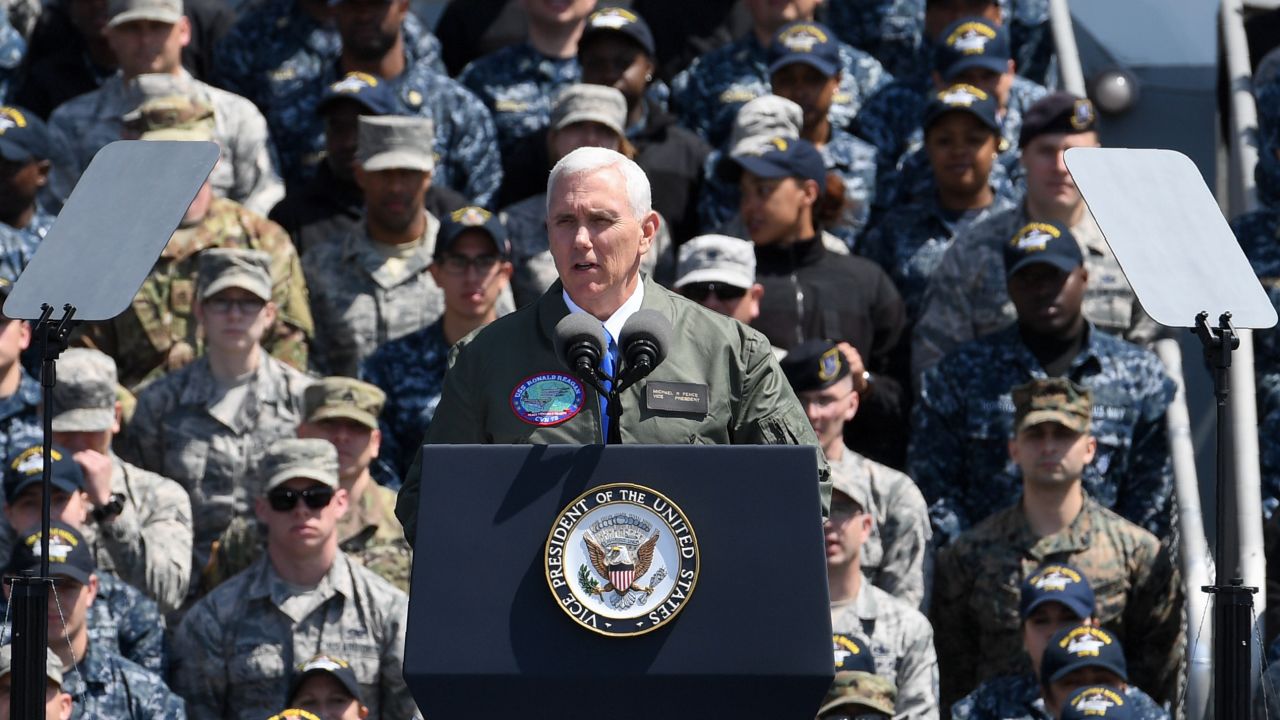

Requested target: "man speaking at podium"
[{"left": 395, "top": 147, "right": 828, "bottom": 544}]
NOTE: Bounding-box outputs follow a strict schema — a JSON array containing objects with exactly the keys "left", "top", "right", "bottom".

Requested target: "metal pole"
[{"left": 1048, "top": 0, "right": 1086, "bottom": 96}]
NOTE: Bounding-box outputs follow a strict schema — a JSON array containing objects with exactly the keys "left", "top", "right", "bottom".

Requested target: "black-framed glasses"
[
  {"left": 204, "top": 297, "right": 266, "bottom": 315},
  {"left": 681, "top": 282, "right": 747, "bottom": 302},
  {"left": 267, "top": 486, "right": 335, "bottom": 512},
  {"left": 438, "top": 253, "right": 501, "bottom": 275}
]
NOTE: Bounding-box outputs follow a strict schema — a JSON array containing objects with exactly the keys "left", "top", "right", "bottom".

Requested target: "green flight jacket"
[{"left": 395, "top": 274, "right": 831, "bottom": 544}]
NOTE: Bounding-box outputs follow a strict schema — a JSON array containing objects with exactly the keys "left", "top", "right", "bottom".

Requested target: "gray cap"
[
  {"left": 727, "top": 95, "right": 802, "bottom": 157},
  {"left": 675, "top": 234, "right": 756, "bottom": 289},
  {"left": 260, "top": 438, "right": 339, "bottom": 492},
  {"left": 51, "top": 348, "right": 118, "bottom": 433},
  {"left": 108, "top": 0, "right": 182, "bottom": 27},
  {"left": 198, "top": 248, "right": 272, "bottom": 302},
  {"left": 357, "top": 115, "right": 435, "bottom": 173},
  {"left": 831, "top": 460, "right": 873, "bottom": 512},
  {"left": 551, "top": 84, "right": 627, "bottom": 137},
  {"left": 0, "top": 645, "right": 64, "bottom": 687}
]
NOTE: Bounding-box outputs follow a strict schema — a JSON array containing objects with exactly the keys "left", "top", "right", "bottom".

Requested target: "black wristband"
[{"left": 92, "top": 493, "right": 125, "bottom": 522}]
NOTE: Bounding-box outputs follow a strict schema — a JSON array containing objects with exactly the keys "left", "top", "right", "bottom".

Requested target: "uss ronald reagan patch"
[{"left": 545, "top": 483, "right": 700, "bottom": 637}]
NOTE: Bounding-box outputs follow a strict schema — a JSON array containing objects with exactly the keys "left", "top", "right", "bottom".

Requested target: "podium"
[{"left": 404, "top": 445, "right": 833, "bottom": 719}]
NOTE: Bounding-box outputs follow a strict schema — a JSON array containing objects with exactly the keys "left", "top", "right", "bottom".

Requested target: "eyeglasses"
[
  {"left": 204, "top": 297, "right": 266, "bottom": 315},
  {"left": 681, "top": 282, "right": 748, "bottom": 302},
  {"left": 267, "top": 486, "right": 335, "bottom": 512},
  {"left": 437, "top": 254, "right": 501, "bottom": 275}
]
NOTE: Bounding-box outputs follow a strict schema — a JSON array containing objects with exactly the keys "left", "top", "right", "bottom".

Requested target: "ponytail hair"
[{"left": 811, "top": 171, "right": 846, "bottom": 230}]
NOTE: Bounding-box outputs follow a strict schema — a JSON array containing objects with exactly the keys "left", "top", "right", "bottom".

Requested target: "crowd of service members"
[{"left": 0, "top": 0, "right": 1276, "bottom": 717}]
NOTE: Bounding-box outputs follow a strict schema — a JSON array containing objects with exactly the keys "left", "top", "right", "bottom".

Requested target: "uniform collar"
[
  {"left": 249, "top": 549, "right": 355, "bottom": 606},
  {"left": 0, "top": 370, "right": 41, "bottom": 420},
  {"left": 998, "top": 322, "right": 1104, "bottom": 378},
  {"left": 852, "top": 573, "right": 879, "bottom": 620},
  {"left": 1000, "top": 492, "right": 1097, "bottom": 559},
  {"left": 562, "top": 274, "right": 646, "bottom": 342}
]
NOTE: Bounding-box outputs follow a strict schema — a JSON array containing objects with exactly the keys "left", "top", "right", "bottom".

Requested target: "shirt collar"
[{"left": 562, "top": 277, "right": 646, "bottom": 342}]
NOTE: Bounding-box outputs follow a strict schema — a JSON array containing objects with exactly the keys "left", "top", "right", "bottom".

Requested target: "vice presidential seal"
[{"left": 545, "top": 483, "right": 699, "bottom": 637}]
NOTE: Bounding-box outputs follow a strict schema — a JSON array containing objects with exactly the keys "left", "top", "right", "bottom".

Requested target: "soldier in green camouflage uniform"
[
  {"left": 171, "top": 438, "right": 418, "bottom": 720},
  {"left": 79, "top": 96, "right": 313, "bottom": 390},
  {"left": 931, "top": 378, "right": 1184, "bottom": 708}
]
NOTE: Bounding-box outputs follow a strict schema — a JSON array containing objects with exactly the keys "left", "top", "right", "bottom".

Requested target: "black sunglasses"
[
  {"left": 267, "top": 486, "right": 335, "bottom": 512},
  {"left": 681, "top": 282, "right": 748, "bottom": 302}
]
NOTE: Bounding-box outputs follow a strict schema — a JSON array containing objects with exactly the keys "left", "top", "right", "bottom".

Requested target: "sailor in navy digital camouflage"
[
  {"left": 0, "top": 11, "right": 22, "bottom": 103},
  {"left": 0, "top": 104, "right": 53, "bottom": 282},
  {"left": 909, "top": 221, "right": 1175, "bottom": 545},
  {"left": 824, "top": 0, "right": 924, "bottom": 80},
  {"left": 952, "top": 674, "right": 1169, "bottom": 720},
  {"left": 210, "top": 0, "right": 443, "bottom": 111},
  {"left": 697, "top": 94, "right": 802, "bottom": 236},
  {"left": 671, "top": 16, "right": 891, "bottom": 149},
  {"left": 0, "top": 280, "right": 40, "bottom": 464},
  {"left": 260, "top": 2, "right": 502, "bottom": 204}
]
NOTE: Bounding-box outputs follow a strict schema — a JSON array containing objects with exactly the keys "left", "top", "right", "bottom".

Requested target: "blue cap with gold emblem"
[
  {"left": 936, "top": 17, "right": 1010, "bottom": 80},
  {"left": 728, "top": 135, "right": 826, "bottom": 186},
  {"left": 1041, "top": 625, "right": 1128, "bottom": 685},
  {"left": 922, "top": 83, "right": 1001, "bottom": 134},
  {"left": 1020, "top": 562, "right": 1096, "bottom": 621},
  {"left": 1003, "top": 220, "right": 1083, "bottom": 278},
  {"left": 832, "top": 632, "right": 877, "bottom": 674},
  {"left": 781, "top": 339, "right": 850, "bottom": 394},
  {"left": 580, "top": 6, "right": 655, "bottom": 57},
  {"left": 1019, "top": 92, "right": 1098, "bottom": 149},
  {"left": 768, "top": 21, "right": 842, "bottom": 78},
  {"left": 435, "top": 206, "right": 511, "bottom": 259},
  {"left": 1060, "top": 686, "right": 1133, "bottom": 720},
  {"left": 0, "top": 105, "right": 50, "bottom": 163},
  {"left": 317, "top": 72, "right": 397, "bottom": 116}
]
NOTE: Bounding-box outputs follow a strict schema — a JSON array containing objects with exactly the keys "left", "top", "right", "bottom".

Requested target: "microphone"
[
  {"left": 618, "top": 309, "right": 671, "bottom": 389},
  {"left": 553, "top": 312, "right": 607, "bottom": 384}
]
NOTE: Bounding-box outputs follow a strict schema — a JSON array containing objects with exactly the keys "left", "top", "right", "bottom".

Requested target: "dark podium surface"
[{"left": 405, "top": 444, "right": 833, "bottom": 719}]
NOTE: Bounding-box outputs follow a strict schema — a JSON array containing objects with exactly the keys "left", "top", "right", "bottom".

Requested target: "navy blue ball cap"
[
  {"left": 581, "top": 6, "right": 655, "bottom": 56},
  {"left": 1019, "top": 563, "right": 1095, "bottom": 621},
  {"left": 936, "top": 17, "right": 1010, "bottom": 80},
  {"left": 435, "top": 206, "right": 510, "bottom": 259},
  {"left": 1060, "top": 686, "right": 1133, "bottom": 720},
  {"left": 6, "top": 521, "right": 95, "bottom": 585},
  {"left": 922, "top": 83, "right": 1001, "bottom": 134},
  {"left": 0, "top": 106, "right": 50, "bottom": 163},
  {"left": 3, "top": 444, "right": 84, "bottom": 505},
  {"left": 768, "top": 21, "right": 842, "bottom": 78},
  {"left": 317, "top": 72, "right": 397, "bottom": 117},
  {"left": 1041, "top": 625, "right": 1128, "bottom": 685},
  {"left": 1003, "top": 220, "right": 1083, "bottom": 278},
  {"left": 832, "top": 632, "right": 877, "bottom": 674},
  {"left": 729, "top": 136, "right": 827, "bottom": 186}
]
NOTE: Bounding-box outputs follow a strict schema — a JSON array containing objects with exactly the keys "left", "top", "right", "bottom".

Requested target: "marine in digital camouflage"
[
  {"left": 80, "top": 196, "right": 313, "bottom": 390},
  {"left": 359, "top": 318, "right": 449, "bottom": 479},
  {"left": 45, "top": 71, "right": 284, "bottom": 216},
  {"left": 0, "top": 11, "right": 22, "bottom": 103},
  {"left": 830, "top": 576, "right": 940, "bottom": 719},
  {"left": 0, "top": 370, "right": 40, "bottom": 464},
  {"left": 933, "top": 496, "right": 1183, "bottom": 707},
  {"left": 62, "top": 642, "right": 187, "bottom": 719},
  {"left": 830, "top": 445, "right": 931, "bottom": 609},
  {"left": 952, "top": 673, "right": 1169, "bottom": 720},
  {"left": 0, "top": 207, "right": 50, "bottom": 282},
  {"left": 121, "top": 350, "right": 312, "bottom": 579},
  {"left": 171, "top": 551, "right": 417, "bottom": 720},
  {"left": 909, "top": 323, "right": 1174, "bottom": 544},
  {"left": 671, "top": 31, "right": 892, "bottom": 149},
  {"left": 459, "top": 42, "right": 580, "bottom": 161},
  {"left": 911, "top": 204, "right": 1160, "bottom": 380},
  {"left": 824, "top": 0, "right": 924, "bottom": 80}
]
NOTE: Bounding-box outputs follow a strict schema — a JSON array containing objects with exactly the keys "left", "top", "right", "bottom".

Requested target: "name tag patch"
[
  {"left": 511, "top": 373, "right": 584, "bottom": 426},
  {"left": 645, "top": 381, "right": 709, "bottom": 415}
]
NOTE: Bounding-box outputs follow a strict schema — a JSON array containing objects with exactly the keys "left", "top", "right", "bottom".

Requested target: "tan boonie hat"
[
  {"left": 51, "top": 348, "right": 118, "bottom": 433},
  {"left": 675, "top": 234, "right": 755, "bottom": 290},
  {"left": 260, "top": 438, "right": 339, "bottom": 492},
  {"left": 551, "top": 84, "right": 627, "bottom": 137},
  {"left": 357, "top": 115, "right": 435, "bottom": 173},
  {"left": 304, "top": 377, "right": 386, "bottom": 430},
  {"left": 1011, "top": 377, "right": 1093, "bottom": 434},
  {"left": 108, "top": 0, "right": 182, "bottom": 28},
  {"left": 124, "top": 94, "right": 215, "bottom": 142},
  {"left": 198, "top": 248, "right": 273, "bottom": 302},
  {"left": 817, "top": 671, "right": 897, "bottom": 716},
  {"left": 0, "top": 645, "right": 64, "bottom": 687}
]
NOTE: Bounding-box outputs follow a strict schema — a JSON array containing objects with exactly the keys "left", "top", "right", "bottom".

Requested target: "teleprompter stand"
[
  {"left": 2, "top": 140, "right": 217, "bottom": 716},
  {"left": 1065, "top": 148, "right": 1278, "bottom": 719}
]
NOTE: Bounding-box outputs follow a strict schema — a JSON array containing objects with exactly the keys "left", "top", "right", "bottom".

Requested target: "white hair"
[{"left": 546, "top": 146, "right": 652, "bottom": 219}]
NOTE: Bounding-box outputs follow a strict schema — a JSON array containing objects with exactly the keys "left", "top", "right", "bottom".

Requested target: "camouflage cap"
[
  {"left": 260, "top": 438, "right": 339, "bottom": 492},
  {"left": 727, "top": 95, "right": 802, "bottom": 156},
  {"left": 357, "top": 115, "right": 435, "bottom": 173},
  {"left": 829, "top": 456, "right": 873, "bottom": 513},
  {"left": 0, "top": 645, "right": 64, "bottom": 687},
  {"left": 1011, "top": 377, "right": 1092, "bottom": 435},
  {"left": 304, "top": 377, "right": 386, "bottom": 430},
  {"left": 108, "top": 0, "right": 181, "bottom": 27},
  {"left": 675, "top": 234, "right": 755, "bottom": 290},
  {"left": 1060, "top": 685, "right": 1133, "bottom": 720},
  {"left": 551, "top": 84, "right": 627, "bottom": 138},
  {"left": 124, "top": 94, "right": 215, "bottom": 142},
  {"left": 198, "top": 248, "right": 273, "bottom": 302},
  {"left": 51, "top": 348, "right": 118, "bottom": 433},
  {"left": 817, "top": 671, "right": 896, "bottom": 717}
]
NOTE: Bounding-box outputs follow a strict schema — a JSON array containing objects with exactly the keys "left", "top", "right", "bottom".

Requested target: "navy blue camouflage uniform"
[
  {"left": 0, "top": 207, "right": 51, "bottom": 282},
  {"left": 0, "top": 370, "right": 40, "bottom": 465},
  {"left": 459, "top": 42, "right": 580, "bottom": 165},
  {"left": 671, "top": 32, "right": 891, "bottom": 150},
  {"left": 824, "top": 0, "right": 924, "bottom": 81},
  {"left": 359, "top": 318, "right": 449, "bottom": 480},
  {"left": 909, "top": 324, "right": 1175, "bottom": 545},
  {"left": 63, "top": 643, "right": 187, "bottom": 719},
  {"left": 951, "top": 674, "right": 1169, "bottom": 720},
  {"left": 0, "top": 14, "right": 22, "bottom": 104}
]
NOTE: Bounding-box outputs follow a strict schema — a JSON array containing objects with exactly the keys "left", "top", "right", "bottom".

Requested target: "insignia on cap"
[
  {"left": 25, "top": 527, "right": 78, "bottom": 561},
  {"left": 11, "top": 446, "right": 61, "bottom": 475},
  {"left": 1071, "top": 99, "right": 1096, "bottom": 130},
  {"left": 0, "top": 107, "right": 26, "bottom": 134},
  {"left": 298, "top": 655, "right": 350, "bottom": 672},
  {"left": 330, "top": 72, "right": 379, "bottom": 93},
  {"left": 545, "top": 483, "right": 700, "bottom": 637},
  {"left": 818, "top": 347, "right": 842, "bottom": 381},
  {"left": 1011, "top": 222, "right": 1061, "bottom": 252},
  {"left": 1029, "top": 565, "right": 1083, "bottom": 592},
  {"left": 778, "top": 24, "right": 827, "bottom": 52},
  {"left": 938, "top": 84, "right": 988, "bottom": 107},
  {"left": 769, "top": 136, "right": 789, "bottom": 152},
  {"left": 947, "top": 22, "right": 997, "bottom": 54},
  {"left": 451, "top": 206, "right": 492, "bottom": 226},
  {"left": 588, "top": 7, "right": 638, "bottom": 28},
  {"left": 1071, "top": 688, "right": 1126, "bottom": 715},
  {"left": 1060, "top": 626, "right": 1112, "bottom": 656},
  {"left": 832, "top": 633, "right": 865, "bottom": 668}
]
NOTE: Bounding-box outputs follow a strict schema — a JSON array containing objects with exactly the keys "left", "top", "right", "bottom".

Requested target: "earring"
[{"left": 645, "top": 73, "right": 653, "bottom": 82}]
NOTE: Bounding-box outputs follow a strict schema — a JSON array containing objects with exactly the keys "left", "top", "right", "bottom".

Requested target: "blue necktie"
[{"left": 599, "top": 333, "right": 618, "bottom": 443}]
